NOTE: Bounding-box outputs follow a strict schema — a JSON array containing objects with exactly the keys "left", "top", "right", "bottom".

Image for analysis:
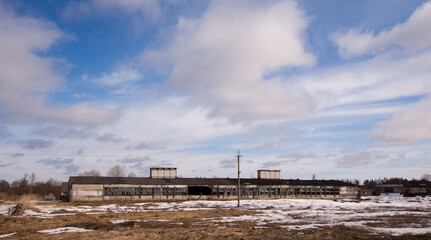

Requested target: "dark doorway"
[{"left": 188, "top": 186, "right": 212, "bottom": 195}]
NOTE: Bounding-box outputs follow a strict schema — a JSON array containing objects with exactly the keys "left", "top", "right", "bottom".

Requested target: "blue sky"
[{"left": 1, "top": 0, "right": 431, "bottom": 182}]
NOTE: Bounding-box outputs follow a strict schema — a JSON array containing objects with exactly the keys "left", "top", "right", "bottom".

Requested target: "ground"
[{"left": 1, "top": 195, "right": 431, "bottom": 239}]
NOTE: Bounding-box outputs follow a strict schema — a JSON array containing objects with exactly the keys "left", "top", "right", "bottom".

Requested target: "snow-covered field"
[{"left": 1, "top": 195, "right": 431, "bottom": 237}]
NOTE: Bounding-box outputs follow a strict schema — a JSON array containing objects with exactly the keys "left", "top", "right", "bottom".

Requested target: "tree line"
[
  {"left": 362, "top": 176, "right": 431, "bottom": 188},
  {"left": 0, "top": 164, "right": 135, "bottom": 199},
  {"left": 336, "top": 174, "right": 431, "bottom": 187},
  {"left": 0, "top": 173, "right": 62, "bottom": 199}
]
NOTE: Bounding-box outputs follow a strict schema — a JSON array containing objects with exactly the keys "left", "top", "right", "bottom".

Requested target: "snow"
[
  {"left": 374, "top": 227, "right": 431, "bottom": 236},
  {"left": 1, "top": 196, "right": 430, "bottom": 236},
  {"left": 203, "top": 197, "right": 431, "bottom": 235},
  {"left": 0, "top": 233, "right": 16, "bottom": 238},
  {"left": 110, "top": 219, "right": 140, "bottom": 224},
  {"left": 0, "top": 204, "right": 15, "bottom": 215},
  {"left": 38, "top": 227, "right": 92, "bottom": 234},
  {"left": 379, "top": 193, "right": 403, "bottom": 197}
]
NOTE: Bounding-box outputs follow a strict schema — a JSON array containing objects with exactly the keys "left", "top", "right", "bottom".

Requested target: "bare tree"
[
  {"left": 30, "top": 173, "right": 36, "bottom": 193},
  {"left": 107, "top": 164, "right": 126, "bottom": 177},
  {"left": 127, "top": 172, "right": 136, "bottom": 177},
  {"left": 421, "top": 174, "right": 431, "bottom": 181},
  {"left": 79, "top": 169, "right": 101, "bottom": 176}
]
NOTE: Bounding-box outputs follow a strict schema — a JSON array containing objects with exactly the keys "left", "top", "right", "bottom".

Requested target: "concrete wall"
[
  {"left": 70, "top": 184, "right": 104, "bottom": 201},
  {"left": 69, "top": 183, "right": 360, "bottom": 201},
  {"left": 340, "top": 186, "right": 360, "bottom": 199}
]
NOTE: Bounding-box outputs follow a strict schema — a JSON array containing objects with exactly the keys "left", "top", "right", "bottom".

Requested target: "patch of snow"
[
  {"left": 374, "top": 227, "right": 431, "bottom": 236},
  {"left": 38, "top": 227, "right": 92, "bottom": 234},
  {"left": 110, "top": 219, "right": 135, "bottom": 224},
  {"left": 0, "top": 232, "right": 16, "bottom": 238},
  {"left": 379, "top": 193, "right": 403, "bottom": 197},
  {"left": 0, "top": 204, "right": 15, "bottom": 215}
]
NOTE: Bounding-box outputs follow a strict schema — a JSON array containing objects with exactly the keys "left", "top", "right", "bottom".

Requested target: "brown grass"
[
  {"left": 1, "top": 200, "right": 431, "bottom": 239},
  {"left": 0, "top": 192, "right": 16, "bottom": 201},
  {"left": 9, "top": 194, "right": 40, "bottom": 215},
  {"left": 49, "top": 209, "right": 76, "bottom": 214},
  {"left": 364, "top": 214, "right": 431, "bottom": 228}
]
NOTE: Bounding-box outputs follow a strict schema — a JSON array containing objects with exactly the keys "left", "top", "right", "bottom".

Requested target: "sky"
[{"left": 1, "top": 0, "right": 431, "bottom": 182}]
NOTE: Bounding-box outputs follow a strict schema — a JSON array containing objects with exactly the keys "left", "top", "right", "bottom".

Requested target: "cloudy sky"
[{"left": 1, "top": 0, "right": 430, "bottom": 182}]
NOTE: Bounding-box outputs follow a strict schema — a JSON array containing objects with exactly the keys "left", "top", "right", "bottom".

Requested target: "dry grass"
[
  {"left": 0, "top": 192, "right": 16, "bottom": 201},
  {"left": 364, "top": 214, "right": 431, "bottom": 228},
  {"left": 1, "top": 200, "right": 431, "bottom": 239},
  {"left": 8, "top": 194, "right": 40, "bottom": 215},
  {"left": 49, "top": 209, "right": 76, "bottom": 214}
]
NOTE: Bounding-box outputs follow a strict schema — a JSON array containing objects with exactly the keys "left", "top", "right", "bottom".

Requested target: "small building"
[
  {"left": 376, "top": 184, "right": 405, "bottom": 194},
  {"left": 66, "top": 168, "right": 359, "bottom": 201}
]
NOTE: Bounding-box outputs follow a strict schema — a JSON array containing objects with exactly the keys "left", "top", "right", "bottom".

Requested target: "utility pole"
[{"left": 237, "top": 150, "right": 241, "bottom": 207}]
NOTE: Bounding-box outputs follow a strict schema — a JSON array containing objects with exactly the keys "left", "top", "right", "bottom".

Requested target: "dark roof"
[
  {"left": 150, "top": 168, "right": 177, "bottom": 170},
  {"left": 69, "top": 176, "right": 357, "bottom": 187}
]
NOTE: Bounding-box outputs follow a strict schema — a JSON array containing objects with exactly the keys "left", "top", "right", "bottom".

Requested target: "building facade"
[{"left": 67, "top": 168, "right": 359, "bottom": 201}]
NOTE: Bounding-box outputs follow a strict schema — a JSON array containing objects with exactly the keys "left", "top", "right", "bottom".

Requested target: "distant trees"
[
  {"left": 11, "top": 174, "right": 29, "bottom": 195},
  {"left": 79, "top": 169, "right": 101, "bottom": 176},
  {"left": 0, "top": 173, "right": 61, "bottom": 198},
  {"left": 421, "top": 174, "right": 431, "bottom": 181},
  {"left": 79, "top": 166, "right": 136, "bottom": 177},
  {"left": 105, "top": 165, "right": 136, "bottom": 177},
  {"left": 107, "top": 164, "right": 126, "bottom": 177},
  {"left": 362, "top": 177, "right": 431, "bottom": 188},
  {"left": 0, "top": 180, "right": 10, "bottom": 193},
  {"left": 340, "top": 179, "right": 360, "bottom": 185}
]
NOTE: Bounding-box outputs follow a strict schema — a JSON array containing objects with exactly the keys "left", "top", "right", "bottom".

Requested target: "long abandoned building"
[{"left": 67, "top": 168, "right": 359, "bottom": 201}]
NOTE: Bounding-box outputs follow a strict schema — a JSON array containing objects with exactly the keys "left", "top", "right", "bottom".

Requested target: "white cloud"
[
  {"left": 296, "top": 50, "right": 431, "bottom": 115},
  {"left": 336, "top": 151, "right": 375, "bottom": 168},
  {"left": 372, "top": 96, "right": 431, "bottom": 143},
  {"left": 103, "top": 97, "right": 244, "bottom": 147},
  {"left": 324, "top": 1, "right": 431, "bottom": 145},
  {"left": 321, "top": 1, "right": 431, "bottom": 145},
  {"left": 145, "top": 0, "right": 315, "bottom": 122},
  {"left": 0, "top": 3, "right": 120, "bottom": 126},
  {"left": 92, "top": 68, "right": 141, "bottom": 86},
  {"left": 333, "top": 1, "right": 431, "bottom": 58}
]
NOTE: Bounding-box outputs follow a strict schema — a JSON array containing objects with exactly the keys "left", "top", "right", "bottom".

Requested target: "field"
[{"left": 1, "top": 195, "right": 431, "bottom": 239}]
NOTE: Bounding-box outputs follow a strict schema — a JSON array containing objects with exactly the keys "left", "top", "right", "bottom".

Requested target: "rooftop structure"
[
  {"left": 257, "top": 170, "right": 280, "bottom": 179},
  {"left": 150, "top": 168, "right": 177, "bottom": 179}
]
